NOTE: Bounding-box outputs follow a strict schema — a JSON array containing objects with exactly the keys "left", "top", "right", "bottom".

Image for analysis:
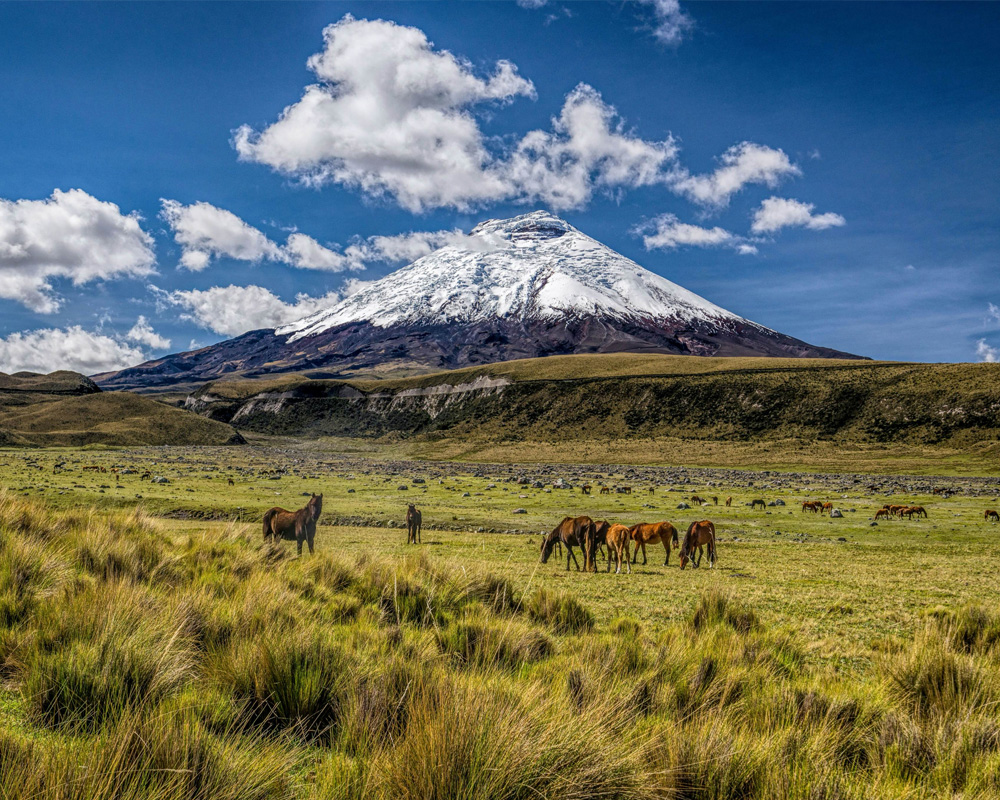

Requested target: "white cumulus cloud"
[
  {"left": 507, "top": 84, "right": 678, "bottom": 210},
  {"left": 126, "top": 315, "right": 171, "bottom": 350},
  {"left": 0, "top": 189, "right": 155, "bottom": 313},
  {"left": 638, "top": 0, "right": 694, "bottom": 45},
  {"left": 638, "top": 214, "right": 737, "bottom": 250},
  {"left": 161, "top": 200, "right": 355, "bottom": 272},
  {"left": 976, "top": 339, "right": 999, "bottom": 363},
  {"left": 750, "top": 196, "right": 846, "bottom": 234},
  {"left": 234, "top": 15, "right": 535, "bottom": 213},
  {"left": 670, "top": 143, "right": 801, "bottom": 209},
  {"left": 0, "top": 326, "right": 148, "bottom": 375},
  {"left": 166, "top": 285, "right": 343, "bottom": 337}
]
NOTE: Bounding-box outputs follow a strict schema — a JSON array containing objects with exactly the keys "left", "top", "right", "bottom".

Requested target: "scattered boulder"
[
  {"left": 152, "top": 476, "right": 169, "bottom": 484},
  {"left": 398, "top": 485, "right": 408, "bottom": 491},
  {"left": 830, "top": 509, "right": 843, "bottom": 518},
  {"left": 412, "top": 477, "right": 425, "bottom": 484},
  {"left": 677, "top": 502, "right": 691, "bottom": 510},
  {"left": 513, "top": 508, "right": 527, "bottom": 515}
]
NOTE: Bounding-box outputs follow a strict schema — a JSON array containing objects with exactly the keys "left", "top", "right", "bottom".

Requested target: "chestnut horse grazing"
[
  {"left": 605, "top": 524, "right": 632, "bottom": 574},
  {"left": 986, "top": 509, "right": 999, "bottom": 523},
  {"left": 679, "top": 520, "right": 716, "bottom": 570},
  {"left": 406, "top": 504, "right": 422, "bottom": 544},
  {"left": 874, "top": 508, "right": 889, "bottom": 521},
  {"left": 541, "top": 516, "right": 596, "bottom": 572},
  {"left": 263, "top": 493, "right": 323, "bottom": 556},
  {"left": 629, "top": 521, "right": 679, "bottom": 566}
]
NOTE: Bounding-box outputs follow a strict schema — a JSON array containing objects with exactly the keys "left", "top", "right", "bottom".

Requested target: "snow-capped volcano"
[
  {"left": 279, "top": 211, "right": 749, "bottom": 340},
  {"left": 95, "top": 211, "right": 859, "bottom": 391}
]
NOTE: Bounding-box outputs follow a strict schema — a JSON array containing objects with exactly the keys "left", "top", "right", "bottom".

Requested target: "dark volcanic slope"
[
  {"left": 94, "top": 315, "right": 856, "bottom": 392},
  {"left": 95, "top": 211, "right": 860, "bottom": 391}
]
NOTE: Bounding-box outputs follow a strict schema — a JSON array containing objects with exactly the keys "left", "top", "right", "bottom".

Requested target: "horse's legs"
[
  {"left": 567, "top": 545, "right": 581, "bottom": 571},
  {"left": 624, "top": 542, "right": 631, "bottom": 574},
  {"left": 417, "top": 523, "right": 421, "bottom": 544},
  {"left": 663, "top": 540, "right": 670, "bottom": 566},
  {"left": 606, "top": 546, "right": 613, "bottom": 572},
  {"left": 307, "top": 528, "right": 315, "bottom": 555}
]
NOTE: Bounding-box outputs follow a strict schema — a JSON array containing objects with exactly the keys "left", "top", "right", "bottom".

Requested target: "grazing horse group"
[
  {"left": 877, "top": 504, "right": 928, "bottom": 520},
  {"left": 540, "top": 514, "right": 715, "bottom": 574}
]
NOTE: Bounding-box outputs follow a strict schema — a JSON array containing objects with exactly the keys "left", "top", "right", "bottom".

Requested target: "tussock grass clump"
[
  {"left": 380, "top": 678, "right": 647, "bottom": 800},
  {"left": 691, "top": 589, "right": 759, "bottom": 634},
  {"left": 209, "top": 630, "right": 350, "bottom": 740},
  {"left": 888, "top": 628, "right": 992, "bottom": 718},
  {"left": 436, "top": 613, "right": 553, "bottom": 670},
  {"left": 525, "top": 586, "right": 594, "bottom": 633}
]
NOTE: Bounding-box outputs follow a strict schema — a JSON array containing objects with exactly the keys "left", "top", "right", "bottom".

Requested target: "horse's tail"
[
  {"left": 671, "top": 524, "right": 679, "bottom": 547},
  {"left": 262, "top": 508, "right": 275, "bottom": 540}
]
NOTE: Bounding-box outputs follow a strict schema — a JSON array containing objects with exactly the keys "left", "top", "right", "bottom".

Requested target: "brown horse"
[
  {"left": 821, "top": 502, "right": 833, "bottom": 514},
  {"left": 690, "top": 495, "right": 704, "bottom": 505},
  {"left": 591, "top": 520, "right": 610, "bottom": 565},
  {"left": 605, "top": 524, "right": 632, "bottom": 574},
  {"left": 802, "top": 501, "right": 822, "bottom": 513},
  {"left": 874, "top": 508, "right": 889, "bottom": 521},
  {"left": 629, "top": 521, "right": 679, "bottom": 566},
  {"left": 228, "top": 478, "right": 235, "bottom": 487},
  {"left": 909, "top": 506, "right": 928, "bottom": 519},
  {"left": 712, "top": 496, "right": 718, "bottom": 506},
  {"left": 725, "top": 496, "right": 732, "bottom": 507},
  {"left": 406, "top": 504, "right": 422, "bottom": 544},
  {"left": 679, "top": 520, "right": 716, "bottom": 570},
  {"left": 750, "top": 499, "right": 766, "bottom": 511},
  {"left": 581, "top": 484, "right": 592, "bottom": 495},
  {"left": 263, "top": 493, "right": 323, "bottom": 555},
  {"left": 986, "top": 509, "right": 999, "bottom": 523},
  {"left": 540, "top": 516, "right": 596, "bottom": 572},
  {"left": 599, "top": 486, "right": 611, "bottom": 495}
]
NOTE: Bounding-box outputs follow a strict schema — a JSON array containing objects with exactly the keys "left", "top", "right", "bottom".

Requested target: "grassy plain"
[{"left": 4, "top": 444, "right": 1000, "bottom": 798}]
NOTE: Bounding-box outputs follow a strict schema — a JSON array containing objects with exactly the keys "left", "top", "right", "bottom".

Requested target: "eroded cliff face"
[
  {"left": 183, "top": 362, "right": 1000, "bottom": 446},
  {"left": 185, "top": 375, "right": 513, "bottom": 437}
]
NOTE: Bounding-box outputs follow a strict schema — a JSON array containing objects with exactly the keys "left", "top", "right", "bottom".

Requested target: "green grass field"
[{"left": 4, "top": 443, "right": 1000, "bottom": 798}]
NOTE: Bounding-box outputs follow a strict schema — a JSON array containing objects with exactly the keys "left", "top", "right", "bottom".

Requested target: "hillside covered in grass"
[
  {"left": 4, "top": 491, "right": 1000, "bottom": 799},
  {"left": 187, "top": 353, "right": 1000, "bottom": 451},
  {"left": 0, "top": 370, "right": 244, "bottom": 447}
]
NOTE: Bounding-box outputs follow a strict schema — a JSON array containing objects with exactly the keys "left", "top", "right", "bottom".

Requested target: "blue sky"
[{"left": 0, "top": 1, "right": 997, "bottom": 373}]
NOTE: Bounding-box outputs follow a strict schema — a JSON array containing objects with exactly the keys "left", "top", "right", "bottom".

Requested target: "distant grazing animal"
[
  {"left": 616, "top": 486, "right": 632, "bottom": 495},
  {"left": 605, "top": 524, "right": 632, "bottom": 574},
  {"left": 725, "top": 497, "right": 732, "bottom": 507},
  {"left": 821, "top": 502, "right": 833, "bottom": 514},
  {"left": 228, "top": 478, "right": 235, "bottom": 486},
  {"left": 140, "top": 471, "right": 152, "bottom": 481},
  {"left": 540, "top": 516, "right": 596, "bottom": 572},
  {"left": 262, "top": 493, "right": 323, "bottom": 556},
  {"left": 906, "top": 505, "right": 928, "bottom": 519},
  {"left": 751, "top": 499, "right": 766, "bottom": 511},
  {"left": 82, "top": 465, "right": 101, "bottom": 472},
  {"left": 986, "top": 510, "right": 999, "bottom": 523},
  {"left": 649, "top": 486, "right": 655, "bottom": 495},
  {"left": 679, "top": 520, "right": 716, "bottom": 570},
  {"left": 629, "top": 521, "right": 679, "bottom": 566},
  {"left": 599, "top": 486, "right": 611, "bottom": 495},
  {"left": 406, "top": 504, "right": 422, "bottom": 544},
  {"left": 888, "top": 505, "right": 906, "bottom": 518},
  {"left": 874, "top": 508, "right": 890, "bottom": 521},
  {"left": 802, "top": 501, "right": 822, "bottom": 513},
  {"left": 690, "top": 495, "right": 704, "bottom": 505},
  {"left": 581, "top": 484, "right": 592, "bottom": 495},
  {"left": 712, "top": 496, "right": 718, "bottom": 506}
]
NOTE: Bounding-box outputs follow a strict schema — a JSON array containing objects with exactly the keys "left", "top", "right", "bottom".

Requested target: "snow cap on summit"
[{"left": 278, "top": 211, "right": 763, "bottom": 341}]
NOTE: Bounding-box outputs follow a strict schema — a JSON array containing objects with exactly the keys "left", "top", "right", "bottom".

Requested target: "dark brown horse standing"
[
  {"left": 679, "top": 520, "right": 716, "bottom": 570},
  {"left": 540, "top": 516, "right": 596, "bottom": 571},
  {"left": 406, "top": 504, "right": 422, "bottom": 544},
  {"left": 629, "top": 521, "right": 679, "bottom": 566},
  {"left": 263, "top": 493, "right": 323, "bottom": 556}
]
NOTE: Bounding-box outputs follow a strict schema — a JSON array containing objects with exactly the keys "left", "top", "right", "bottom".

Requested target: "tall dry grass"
[{"left": 3, "top": 490, "right": 1000, "bottom": 799}]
